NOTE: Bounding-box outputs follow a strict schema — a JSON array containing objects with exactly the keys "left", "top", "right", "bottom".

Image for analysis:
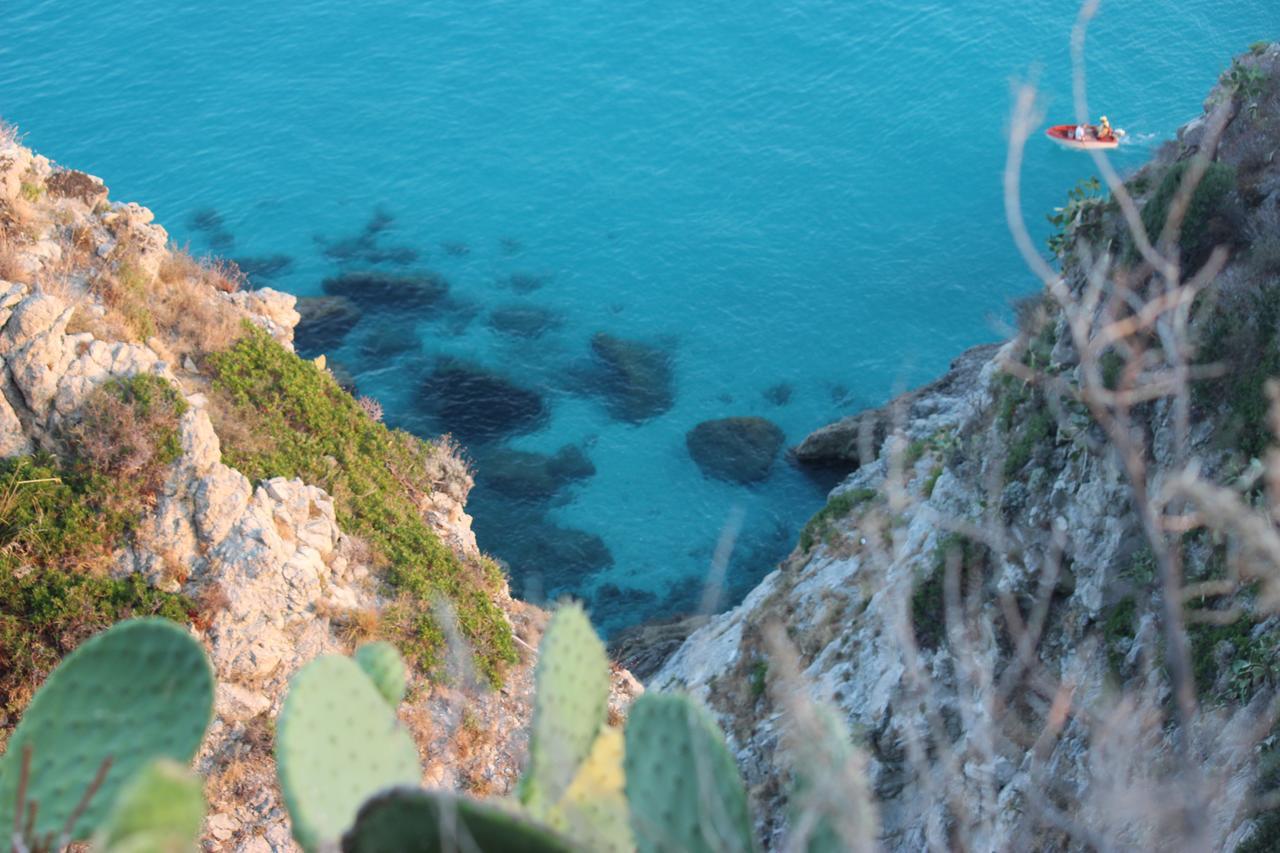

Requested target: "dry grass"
[
  {"left": 0, "top": 232, "right": 21, "bottom": 282},
  {"left": 316, "top": 602, "right": 381, "bottom": 650}
]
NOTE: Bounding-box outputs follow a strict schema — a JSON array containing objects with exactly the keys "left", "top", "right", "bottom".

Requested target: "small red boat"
[{"left": 1045, "top": 124, "right": 1124, "bottom": 150}]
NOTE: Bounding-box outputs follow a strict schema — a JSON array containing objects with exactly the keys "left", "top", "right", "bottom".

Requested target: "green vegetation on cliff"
[
  {"left": 207, "top": 325, "right": 516, "bottom": 684},
  {"left": 0, "top": 374, "right": 193, "bottom": 722}
]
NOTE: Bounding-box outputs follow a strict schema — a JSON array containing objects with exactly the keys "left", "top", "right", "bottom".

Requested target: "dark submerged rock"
[
  {"left": 589, "top": 333, "right": 675, "bottom": 423},
  {"left": 418, "top": 359, "right": 547, "bottom": 444},
  {"left": 322, "top": 270, "right": 449, "bottom": 312},
  {"left": 441, "top": 241, "right": 470, "bottom": 257},
  {"left": 295, "top": 296, "right": 362, "bottom": 355},
  {"left": 356, "top": 322, "right": 421, "bottom": 360},
  {"left": 487, "top": 304, "right": 561, "bottom": 339},
  {"left": 685, "top": 416, "right": 786, "bottom": 484},
  {"left": 763, "top": 382, "right": 793, "bottom": 406},
  {"left": 233, "top": 254, "right": 294, "bottom": 284},
  {"left": 507, "top": 272, "right": 550, "bottom": 293},
  {"left": 316, "top": 209, "right": 419, "bottom": 265},
  {"left": 478, "top": 444, "right": 594, "bottom": 502}
]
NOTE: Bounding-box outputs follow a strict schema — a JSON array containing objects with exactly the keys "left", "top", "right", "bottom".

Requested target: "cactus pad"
[
  {"left": 0, "top": 618, "right": 214, "bottom": 842},
  {"left": 520, "top": 603, "right": 610, "bottom": 812},
  {"left": 276, "top": 654, "right": 421, "bottom": 851},
  {"left": 95, "top": 758, "right": 205, "bottom": 853},
  {"left": 623, "top": 694, "right": 754, "bottom": 853},
  {"left": 354, "top": 641, "right": 408, "bottom": 707},
  {"left": 547, "top": 725, "right": 633, "bottom": 852},
  {"left": 342, "top": 787, "right": 577, "bottom": 853}
]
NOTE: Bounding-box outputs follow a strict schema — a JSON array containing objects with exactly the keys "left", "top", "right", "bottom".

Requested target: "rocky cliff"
[
  {"left": 654, "top": 43, "right": 1280, "bottom": 850},
  {"left": 0, "top": 128, "right": 639, "bottom": 851}
]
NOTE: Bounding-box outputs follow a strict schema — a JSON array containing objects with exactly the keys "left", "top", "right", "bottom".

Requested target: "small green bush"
[
  {"left": 1196, "top": 282, "right": 1280, "bottom": 460},
  {"left": 0, "top": 455, "right": 192, "bottom": 721},
  {"left": 207, "top": 326, "right": 516, "bottom": 684},
  {"left": 1139, "top": 161, "right": 1237, "bottom": 270},
  {"left": 799, "top": 487, "right": 877, "bottom": 552}
]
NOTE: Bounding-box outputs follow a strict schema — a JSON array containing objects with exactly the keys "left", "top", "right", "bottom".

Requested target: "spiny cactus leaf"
[
  {"left": 355, "top": 641, "right": 408, "bottom": 708},
  {"left": 0, "top": 618, "right": 214, "bottom": 843},
  {"left": 547, "top": 725, "right": 634, "bottom": 852},
  {"left": 342, "top": 787, "right": 577, "bottom": 853},
  {"left": 623, "top": 694, "right": 755, "bottom": 853},
  {"left": 276, "top": 655, "right": 421, "bottom": 852},
  {"left": 520, "top": 603, "right": 611, "bottom": 814},
  {"left": 786, "top": 705, "right": 875, "bottom": 853},
  {"left": 96, "top": 758, "right": 205, "bottom": 853}
]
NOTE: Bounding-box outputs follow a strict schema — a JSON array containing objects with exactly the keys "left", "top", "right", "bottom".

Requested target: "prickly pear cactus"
[
  {"left": 786, "top": 705, "right": 873, "bottom": 853},
  {"left": 520, "top": 603, "right": 611, "bottom": 814},
  {"left": 354, "top": 641, "right": 407, "bottom": 708},
  {"left": 547, "top": 725, "right": 633, "bottom": 852},
  {"left": 276, "top": 654, "right": 421, "bottom": 852},
  {"left": 0, "top": 618, "right": 214, "bottom": 843},
  {"left": 623, "top": 694, "right": 755, "bottom": 853},
  {"left": 342, "top": 787, "right": 577, "bottom": 853},
  {"left": 95, "top": 758, "right": 205, "bottom": 853}
]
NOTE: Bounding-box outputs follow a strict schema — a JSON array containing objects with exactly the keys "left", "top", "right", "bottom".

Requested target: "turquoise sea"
[{"left": 1, "top": 2, "right": 1272, "bottom": 631}]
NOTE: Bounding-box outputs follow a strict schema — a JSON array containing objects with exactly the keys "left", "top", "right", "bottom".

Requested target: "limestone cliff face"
[
  {"left": 654, "top": 44, "right": 1280, "bottom": 850},
  {"left": 0, "top": 133, "right": 640, "bottom": 851}
]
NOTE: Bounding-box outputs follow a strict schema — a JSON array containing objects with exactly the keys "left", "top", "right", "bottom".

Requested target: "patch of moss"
[
  {"left": 748, "top": 659, "right": 768, "bottom": 700},
  {"left": 1187, "top": 613, "right": 1278, "bottom": 702},
  {"left": 1102, "top": 598, "right": 1137, "bottom": 676},
  {"left": 912, "top": 534, "right": 991, "bottom": 650},
  {"left": 206, "top": 326, "right": 516, "bottom": 684},
  {"left": 1100, "top": 349, "right": 1125, "bottom": 391},
  {"left": 799, "top": 487, "right": 877, "bottom": 552},
  {"left": 1003, "top": 404, "right": 1053, "bottom": 480},
  {"left": 1238, "top": 809, "right": 1280, "bottom": 853},
  {"left": 922, "top": 464, "right": 944, "bottom": 499}
]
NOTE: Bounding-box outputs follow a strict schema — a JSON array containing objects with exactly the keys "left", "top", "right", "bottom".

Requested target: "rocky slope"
[
  {"left": 0, "top": 130, "right": 639, "bottom": 851},
  {"left": 654, "top": 43, "right": 1280, "bottom": 850}
]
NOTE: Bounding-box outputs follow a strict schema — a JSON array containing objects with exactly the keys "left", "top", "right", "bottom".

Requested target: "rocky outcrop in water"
[
  {"left": 686, "top": 416, "right": 786, "bottom": 484},
  {"left": 588, "top": 332, "right": 675, "bottom": 423}
]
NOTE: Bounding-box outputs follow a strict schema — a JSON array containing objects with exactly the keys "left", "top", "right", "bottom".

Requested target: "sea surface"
[{"left": 1, "top": 1, "right": 1272, "bottom": 632}]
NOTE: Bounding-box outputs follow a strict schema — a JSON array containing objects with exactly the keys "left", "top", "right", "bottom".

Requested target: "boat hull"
[{"left": 1045, "top": 124, "right": 1119, "bottom": 150}]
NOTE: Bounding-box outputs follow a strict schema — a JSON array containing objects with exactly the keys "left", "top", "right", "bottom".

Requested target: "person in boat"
[
  {"left": 1074, "top": 124, "right": 1087, "bottom": 141},
  {"left": 1098, "top": 115, "right": 1113, "bottom": 140}
]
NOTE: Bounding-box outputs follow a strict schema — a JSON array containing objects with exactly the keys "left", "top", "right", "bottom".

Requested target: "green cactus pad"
[
  {"left": 0, "top": 618, "right": 214, "bottom": 843},
  {"left": 623, "top": 694, "right": 755, "bottom": 853},
  {"left": 96, "top": 758, "right": 205, "bottom": 853},
  {"left": 354, "top": 641, "right": 408, "bottom": 708},
  {"left": 520, "top": 603, "right": 610, "bottom": 813},
  {"left": 276, "top": 654, "right": 421, "bottom": 851},
  {"left": 342, "top": 787, "right": 577, "bottom": 853},
  {"left": 787, "top": 705, "right": 871, "bottom": 853}
]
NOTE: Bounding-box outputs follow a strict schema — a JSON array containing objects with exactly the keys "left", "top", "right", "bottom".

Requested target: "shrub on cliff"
[
  {"left": 206, "top": 325, "right": 516, "bottom": 684},
  {"left": 1139, "top": 160, "right": 1239, "bottom": 270}
]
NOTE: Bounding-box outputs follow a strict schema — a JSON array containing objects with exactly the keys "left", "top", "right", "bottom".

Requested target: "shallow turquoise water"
[{"left": 1, "top": 2, "right": 1272, "bottom": 630}]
